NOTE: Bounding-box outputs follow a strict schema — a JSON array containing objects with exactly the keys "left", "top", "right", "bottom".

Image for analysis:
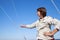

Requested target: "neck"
[{"left": 40, "top": 16, "right": 44, "bottom": 19}]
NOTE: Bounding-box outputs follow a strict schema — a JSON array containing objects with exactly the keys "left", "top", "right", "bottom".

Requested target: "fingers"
[
  {"left": 44, "top": 32, "right": 53, "bottom": 37},
  {"left": 44, "top": 32, "right": 51, "bottom": 36},
  {"left": 44, "top": 32, "right": 48, "bottom": 36},
  {"left": 20, "top": 24, "right": 26, "bottom": 28}
]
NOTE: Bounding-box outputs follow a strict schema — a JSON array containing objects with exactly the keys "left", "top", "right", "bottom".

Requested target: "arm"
[
  {"left": 44, "top": 16, "right": 60, "bottom": 36},
  {"left": 21, "top": 20, "right": 38, "bottom": 29},
  {"left": 51, "top": 28, "right": 59, "bottom": 35},
  {"left": 44, "top": 28, "right": 59, "bottom": 36}
]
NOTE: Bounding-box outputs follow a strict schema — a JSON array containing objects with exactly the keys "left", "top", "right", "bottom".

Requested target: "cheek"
[{"left": 37, "top": 13, "right": 40, "bottom": 16}]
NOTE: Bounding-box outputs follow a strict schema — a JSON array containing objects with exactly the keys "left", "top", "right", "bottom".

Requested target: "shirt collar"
[{"left": 39, "top": 16, "right": 48, "bottom": 21}]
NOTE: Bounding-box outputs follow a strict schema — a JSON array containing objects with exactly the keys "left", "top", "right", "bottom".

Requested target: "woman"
[{"left": 21, "top": 7, "right": 60, "bottom": 40}]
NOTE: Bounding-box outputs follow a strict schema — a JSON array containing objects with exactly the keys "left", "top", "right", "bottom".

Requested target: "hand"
[
  {"left": 20, "top": 24, "right": 26, "bottom": 28},
  {"left": 44, "top": 32, "right": 53, "bottom": 37},
  {"left": 44, "top": 29, "right": 59, "bottom": 37}
]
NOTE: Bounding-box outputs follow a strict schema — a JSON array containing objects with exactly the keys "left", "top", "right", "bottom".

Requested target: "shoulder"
[
  {"left": 46, "top": 16, "right": 60, "bottom": 22},
  {"left": 44, "top": 16, "right": 53, "bottom": 20},
  {"left": 46, "top": 16, "right": 53, "bottom": 19},
  {"left": 36, "top": 20, "right": 39, "bottom": 23},
  {"left": 33, "top": 20, "right": 39, "bottom": 24},
  {"left": 44, "top": 16, "right": 54, "bottom": 23}
]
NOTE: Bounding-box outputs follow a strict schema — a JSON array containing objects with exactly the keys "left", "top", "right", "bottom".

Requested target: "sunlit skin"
[
  {"left": 37, "top": 11, "right": 44, "bottom": 19},
  {"left": 21, "top": 11, "right": 59, "bottom": 37}
]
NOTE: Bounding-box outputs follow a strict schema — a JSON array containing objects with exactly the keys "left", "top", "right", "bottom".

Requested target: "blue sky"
[{"left": 0, "top": 0, "right": 60, "bottom": 40}]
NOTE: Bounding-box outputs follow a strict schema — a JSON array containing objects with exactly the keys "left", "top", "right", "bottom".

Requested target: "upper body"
[
  {"left": 25, "top": 16, "right": 60, "bottom": 40},
  {"left": 21, "top": 7, "right": 60, "bottom": 40}
]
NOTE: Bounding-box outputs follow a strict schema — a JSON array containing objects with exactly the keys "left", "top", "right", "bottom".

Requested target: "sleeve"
[
  {"left": 25, "top": 20, "right": 38, "bottom": 29},
  {"left": 47, "top": 16, "right": 60, "bottom": 30},
  {"left": 52, "top": 18, "right": 60, "bottom": 30}
]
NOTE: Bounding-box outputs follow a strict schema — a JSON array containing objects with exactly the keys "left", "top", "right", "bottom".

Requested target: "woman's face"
[{"left": 37, "top": 11, "right": 42, "bottom": 17}]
